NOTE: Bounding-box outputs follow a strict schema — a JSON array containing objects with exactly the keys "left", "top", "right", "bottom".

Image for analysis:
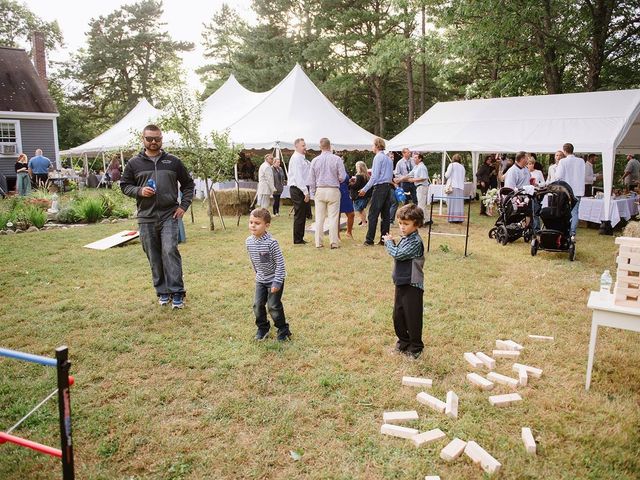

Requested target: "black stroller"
[
  {"left": 530, "top": 181, "right": 577, "bottom": 261},
  {"left": 488, "top": 187, "right": 534, "bottom": 245}
]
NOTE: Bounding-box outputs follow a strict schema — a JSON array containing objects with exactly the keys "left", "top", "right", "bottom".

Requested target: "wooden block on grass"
[
  {"left": 488, "top": 393, "right": 522, "bottom": 407},
  {"left": 416, "top": 392, "right": 446, "bottom": 413},
  {"left": 493, "top": 349, "right": 520, "bottom": 358},
  {"left": 521, "top": 427, "right": 536, "bottom": 455},
  {"left": 518, "top": 367, "right": 528, "bottom": 386},
  {"left": 464, "top": 440, "right": 502, "bottom": 475},
  {"left": 402, "top": 376, "right": 433, "bottom": 388},
  {"left": 486, "top": 371, "right": 519, "bottom": 388},
  {"left": 440, "top": 438, "right": 467, "bottom": 462},
  {"left": 475, "top": 351, "right": 496, "bottom": 369},
  {"left": 505, "top": 339, "right": 524, "bottom": 351},
  {"left": 383, "top": 410, "right": 419, "bottom": 424},
  {"left": 445, "top": 391, "right": 458, "bottom": 419},
  {"left": 424, "top": 476, "right": 441, "bottom": 480},
  {"left": 380, "top": 424, "right": 419, "bottom": 439},
  {"left": 512, "top": 363, "right": 543, "bottom": 379},
  {"left": 464, "top": 352, "right": 483, "bottom": 368},
  {"left": 467, "top": 372, "right": 494, "bottom": 391},
  {"left": 528, "top": 334, "right": 554, "bottom": 341},
  {"left": 412, "top": 428, "right": 447, "bottom": 447}
]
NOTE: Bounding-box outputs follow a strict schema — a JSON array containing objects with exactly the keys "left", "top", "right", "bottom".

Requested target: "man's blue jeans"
[
  {"left": 139, "top": 218, "right": 185, "bottom": 296},
  {"left": 570, "top": 197, "right": 581, "bottom": 237},
  {"left": 253, "top": 281, "right": 288, "bottom": 333}
]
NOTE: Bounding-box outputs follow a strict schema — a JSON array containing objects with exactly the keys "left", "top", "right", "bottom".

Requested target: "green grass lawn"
[{"left": 1, "top": 201, "right": 639, "bottom": 479}]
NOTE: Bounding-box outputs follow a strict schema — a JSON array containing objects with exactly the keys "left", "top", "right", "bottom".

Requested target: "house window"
[{"left": 0, "top": 121, "right": 18, "bottom": 156}]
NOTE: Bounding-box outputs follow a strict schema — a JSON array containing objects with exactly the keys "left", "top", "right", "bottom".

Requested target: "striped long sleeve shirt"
[
  {"left": 246, "top": 232, "right": 286, "bottom": 288},
  {"left": 385, "top": 231, "right": 424, "bottom": 290}
]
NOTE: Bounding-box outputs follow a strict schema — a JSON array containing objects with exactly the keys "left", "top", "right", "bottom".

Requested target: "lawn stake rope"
[
  {"left": 0, "top": 346, "right": 75, "bottom": 480},
  {"left": 427, "top": 194, "right": 473, "bottom": 257}
]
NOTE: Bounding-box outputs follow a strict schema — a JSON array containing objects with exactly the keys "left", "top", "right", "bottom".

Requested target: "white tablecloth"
[
  {"left": 579, "top": 197, "right": 638, "bottom": 227},
  {"left": 427, "top": 182, "right": 476, "bottom": 204}
]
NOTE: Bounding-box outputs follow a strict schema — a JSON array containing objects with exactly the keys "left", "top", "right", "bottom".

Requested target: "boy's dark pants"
[
  {"left": 253, "top": 281, "right": 289, "bottom": 333},
  {"left": 393, "top": 284, "right": 424, "bottom": 354}
]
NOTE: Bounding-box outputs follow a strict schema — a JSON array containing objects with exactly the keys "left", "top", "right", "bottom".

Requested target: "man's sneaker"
[
  {"left": 172, "top": 293, "right": 185, "bottom": 309},
  {"left": 255, "top": 329, "right": 270, "bottom": 341},
  {"left": 158, "top": 294, "right": 171, "bottom": 306},
  {"left": 276, "top": 329, "right": 291, "bottom": 342}
]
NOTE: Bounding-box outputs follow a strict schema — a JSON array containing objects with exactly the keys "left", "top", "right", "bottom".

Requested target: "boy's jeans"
[
  {"left": 139, "top": 218, "right": 185, "bottom": 296},
  {"left": 253, "top": 281, "right": 288, "bottom": 332}
]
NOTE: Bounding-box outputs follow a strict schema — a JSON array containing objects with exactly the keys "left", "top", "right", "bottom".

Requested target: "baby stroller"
[
  {"left": 488, "top": 187, "right": 534, "bottom": 245},
  {"left": 530, "top": 181, "right": 577, "bottom": 261}
]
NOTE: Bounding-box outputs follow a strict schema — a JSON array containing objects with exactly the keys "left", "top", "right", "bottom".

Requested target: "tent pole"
[
  {"left": 471, "top": 151, "right": 479, "bottom": 201},
  {"left": 599, "top": 148, "right": 615, "bottom": 235},
  {"left": 234, "top": 162, "right": 241, "bottom": 227},
  {"left": 440, "top": 151, "right": 446, "bottom": 216}
]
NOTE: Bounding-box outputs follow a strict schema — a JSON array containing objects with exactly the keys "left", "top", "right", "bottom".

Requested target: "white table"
[
  {"left": 585, "top": 291, "right": 640, "bottom": 390},
  {"left": 579, "top": 197, "right": 638, "bottom": 227},
  {"left": 427, "top": 182, "right": 476, "bottom": 204}
]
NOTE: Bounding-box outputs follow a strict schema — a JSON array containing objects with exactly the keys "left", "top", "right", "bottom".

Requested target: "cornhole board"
[
  {"left": 306, "top": 219, "right": 347, "bottom": 234},
  {"left": 84, "top": 230, "right": 139, "bottom": 250}
]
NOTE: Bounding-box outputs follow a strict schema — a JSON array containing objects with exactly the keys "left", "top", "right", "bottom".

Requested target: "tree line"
[{"left": 2, "top": 0, "right": 639, "bottom": 150}]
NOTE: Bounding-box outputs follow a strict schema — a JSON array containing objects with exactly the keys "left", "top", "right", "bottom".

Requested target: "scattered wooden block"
[
  {"left": 464, "top": 352, "right": 483, "bottom": 368},
  {"left": 412, "top": 428, "right": 447, "bottom": 447},
  {"left": 528, "top": 334, "right": 554, "bottom": 341},
  {"left": 512, "top": 363, "right": 543, "bottom": 379},
  {"left": 488, "top": 393, "right": 522, "bottom": 407},
  {"left": 493, "top": 349, "right": 520, "bottom": 358},
  {"left": 467, "top": 372, "right": 494, "bottom": 391},
  {"left": 475, "top": 351, "right": 496, "bottom": 370},
  {"left": 440, "top": 438, "right": 467, "bottom": 462},
  {"left": 402, "top": 376, "right": 433, "bottom": 388},
  {"left": 380, "top": 424, "right": 419, "bottom": 439},
  {"left": 518, "top": 367, "right": 528, "bottom": 386},
  {"left": 416, "top": 392, "right": 447, "bottom": 413},
  {"left": 495, "top": 339, "right": 514, "bottom": 350},
  {"left": 445, "top": 391, "right": 458, "bottom": 419},
  {"left": 504, "top": 340, "right": 524, "bottom": 351},
  {"left": 424, "top": 476, "right": 441, "bottom": 480},
  {"left": 486, "top": 371, "right": 519, "bottom": 388},
  {"left": 464, "top": 440, "right": 502, "bottom": 475},
  {"left": 521, "top": 427, "right": 536, "bottom": 455},
  {"left": 383, "top": 410, "right": 419, "bottom": 424}
]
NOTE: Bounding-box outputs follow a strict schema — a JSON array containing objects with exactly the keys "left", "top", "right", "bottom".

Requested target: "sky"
[{"left": 21, "top": 0, "right": 255, "bottom": 92}]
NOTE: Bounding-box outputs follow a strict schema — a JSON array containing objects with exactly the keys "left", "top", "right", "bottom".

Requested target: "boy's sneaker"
[
  {"left": 404, "top": 350, "right": 422, "bottom": 360},
  {"left": 276, "top": 329, "right": 291, "bottom": 342},
  {"left": 255, "top": 329, "right": 270, "bottom": 341},
  {"left": 158, "top": 294, "right": 171, "bottom": 306},
  {"left": 172, "top": 293, "right": 185, "bottom": 309}
]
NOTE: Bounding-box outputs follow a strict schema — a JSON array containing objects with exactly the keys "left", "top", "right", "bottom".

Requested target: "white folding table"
[{"left": 585, "top": 291, "right": 640, "bottom": 390}]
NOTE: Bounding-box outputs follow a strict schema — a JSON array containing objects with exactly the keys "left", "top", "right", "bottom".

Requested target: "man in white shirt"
[
  {"left": 555, "top": 142, "right": 585, "bottom": 239},
  {"left": 503, "top": 152, "right": 530, "bottom": 190},
  {"left": 584, "top": 154, "right": 599, "bottom": 197},
  {"left": 288, "top": 138, "right": 312, "bottom": 244},
  {"left": 404, "top": 152, "right": 430, "bottom": 224},
  {"left": 622, "top": 154, "right": 640, "bottom": 190}
]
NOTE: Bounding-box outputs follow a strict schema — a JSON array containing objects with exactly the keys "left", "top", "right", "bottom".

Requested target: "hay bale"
[
  {"left": 623, "top": 220, "right": 640, "bottom": 238},
  {"left": 205, "top": 188, "right": 256, "bottom": 216}
]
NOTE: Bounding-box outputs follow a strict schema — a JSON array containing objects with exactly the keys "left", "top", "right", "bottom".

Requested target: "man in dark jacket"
[{"left": 121, "top": 124, "right": 194, "bottom": 309}]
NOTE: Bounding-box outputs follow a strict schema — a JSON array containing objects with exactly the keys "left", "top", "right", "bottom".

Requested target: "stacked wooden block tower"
[{"left": 614, "top": 237, "right": 640, "bottom": 307}]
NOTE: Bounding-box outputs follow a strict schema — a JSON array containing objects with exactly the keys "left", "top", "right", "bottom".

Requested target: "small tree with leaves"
[{"left": 161, "top": 86, "right": 242, "bottom": 231}]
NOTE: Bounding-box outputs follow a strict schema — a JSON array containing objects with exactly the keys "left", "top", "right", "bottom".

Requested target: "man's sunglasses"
[{"left": 144, "top": 136, "right": 162, "bottom": 143}]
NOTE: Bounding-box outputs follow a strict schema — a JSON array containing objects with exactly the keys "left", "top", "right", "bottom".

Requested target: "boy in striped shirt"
[
  {"left": 382, "top": 204, "right": 425, "bottom": 359},
  {"left": 246, "top": 208, "right": 291, "bottom": 341}
]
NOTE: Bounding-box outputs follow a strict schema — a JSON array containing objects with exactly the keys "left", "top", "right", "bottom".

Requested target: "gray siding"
[{"left": 0, "top": 117, "right": 56, "bottom": 178}]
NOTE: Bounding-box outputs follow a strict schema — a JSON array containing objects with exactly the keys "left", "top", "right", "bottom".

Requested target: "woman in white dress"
[
  {"left": 256, "top": 154, "right": 276, "bottom": 209},
  {"left": 527, "top": 157, "right": 546, "bottom": 187},
  {"left": 444, "top": 154, "right": 466, "bottom": 223}
]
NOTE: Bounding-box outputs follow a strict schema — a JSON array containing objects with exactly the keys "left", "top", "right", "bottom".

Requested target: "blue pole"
[{"left": 0, "top": 347, "right": 57, "bottom": 367}]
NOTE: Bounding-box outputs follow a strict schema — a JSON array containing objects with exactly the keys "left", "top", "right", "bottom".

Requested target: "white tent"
[
  {"left": 226, "top": 64, "right": 378, "bottom": 151},
  {"left": 387, "top": 89, "right": 640, "bottom": 226},
  {"left": 60, "top": 99, "right": 164, "bottom": 156},
  {"left": 199, "top": 74, "right": 271, "bottom": 137}
]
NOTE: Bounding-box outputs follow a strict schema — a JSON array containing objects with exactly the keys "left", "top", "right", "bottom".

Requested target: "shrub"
[
  {"left": 24, "top": 204, "right": 47, "bottom": 228},
  {"left": 0, "top": 211, "right": 12, "bottom": 229},
  {"left": 55, "top": 205, "right": 80, "bottom": 224},
  {"left": 74, "top": 197, "right": 105, "bottom": 223}
]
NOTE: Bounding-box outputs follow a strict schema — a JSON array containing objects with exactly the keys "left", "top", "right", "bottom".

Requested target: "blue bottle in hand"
[{"left": 147, "top": 179, "right": 156, "bottom": 191}]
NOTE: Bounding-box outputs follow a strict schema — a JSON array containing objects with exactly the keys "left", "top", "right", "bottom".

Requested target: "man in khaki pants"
[{"left": 307, "top": 138, "right": 347, "bottom": 249}]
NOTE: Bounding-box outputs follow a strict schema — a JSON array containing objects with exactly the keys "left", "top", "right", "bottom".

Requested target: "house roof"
[{"left": 0, "top": 47, "right": 57, "bottom": 114}]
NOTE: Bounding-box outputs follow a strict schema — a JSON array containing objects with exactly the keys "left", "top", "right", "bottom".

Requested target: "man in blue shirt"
[
  {"left": 359, "top": 137, "right": 394, "bottom": 245},
  {"left": 28, "top": 149, "right": 52, "bottom": 187}
]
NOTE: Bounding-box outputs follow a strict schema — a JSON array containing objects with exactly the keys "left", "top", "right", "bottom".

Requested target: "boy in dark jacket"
[
  {"left": 121, "top": 124, "right": 194, "bottom": 309},
  {"left": 382, "top": 204, "right": 425, "bottom": 359}
]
